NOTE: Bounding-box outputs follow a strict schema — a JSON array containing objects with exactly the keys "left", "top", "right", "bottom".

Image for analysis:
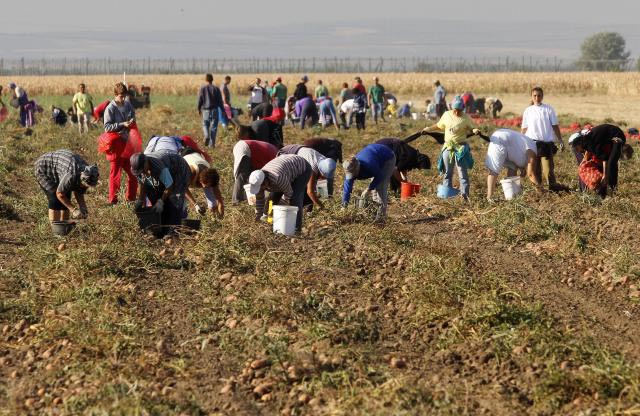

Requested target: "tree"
[{"left": 578, "top": 32, "right": 631, "bottom": 71}]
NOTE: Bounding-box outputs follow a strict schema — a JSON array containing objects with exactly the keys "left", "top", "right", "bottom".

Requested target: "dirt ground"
[{"left": 1, "top": 96, "right": 639, "bottom": 415}]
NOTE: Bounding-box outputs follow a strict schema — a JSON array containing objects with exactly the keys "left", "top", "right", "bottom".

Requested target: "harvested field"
[{"left": 1, "top": 90, "right": 639, "bottom": 415}]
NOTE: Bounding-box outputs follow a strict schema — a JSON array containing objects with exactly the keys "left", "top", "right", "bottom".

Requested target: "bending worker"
[
  {"left": 477, "top": 129, "right": 542, "bottom": 201},
  {"left": 375, "top": 138, "right": 431, "bottom": 193},
  {"left": 247, "top": 154, "right": 312, "bottom": 232},
  {"left": 34, "top": 149, "right": 99, "bottom": 223},
  {"left": 278, "top": 144, "right": 337, "bottom": 210},
  {"left": 232, "top": 140, "right": 279, "bottom": 204},
  {"left": 342, "top": 143, "right": 396, "bottom": 223}
]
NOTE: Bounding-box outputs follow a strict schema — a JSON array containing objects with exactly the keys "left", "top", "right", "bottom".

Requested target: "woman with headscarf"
[
  {"left": 569, "top": 124, "right": 634, "bottom": 197},
  {"left": 422, "top": 96, "right": 479, "bottom": 200},
  {"left": 34, "top": 149, "right": 99, "bottom": 223}
]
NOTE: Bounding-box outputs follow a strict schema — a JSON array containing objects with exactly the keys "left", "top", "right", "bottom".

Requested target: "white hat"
[
  {"left": 568, "top": 132, "right": 581, "bottom": 145},
  {"left": 248, "top": 170, "right": 265, "bottom": 194}
]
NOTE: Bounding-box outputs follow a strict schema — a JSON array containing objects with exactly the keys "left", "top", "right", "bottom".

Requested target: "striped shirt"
[
  {"left": 261, "top": 154, "right": 310, "bottom": 199},
  {"left": 278, "top": 145, "right": 326, "bottom": 176},
  {"left": 34, "top": 149, "right": 87, "bottom": 194}
]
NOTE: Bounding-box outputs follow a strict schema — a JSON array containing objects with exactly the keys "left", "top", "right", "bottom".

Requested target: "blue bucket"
[{"left": 437, "top": 184, "right": 460, "bottom": 199}]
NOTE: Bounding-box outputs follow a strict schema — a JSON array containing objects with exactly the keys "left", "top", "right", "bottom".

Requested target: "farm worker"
[
  {"left": 342, "top": 143, "right": 396, "bottom": 223},
  {"left": 248, "top": 154, "right": 312, "bottom": 232},
  {"left": 318, "top": 97, "right": 339, "bottom": 129},
  {"left": 93, "top": 99, "right": 110, "bottom": 123},
  {"left": 424, "top": 99, "right": 437, "bottom": 120},
  {"left": 104, "top": 82, "right": 138, "bottom": 205},
  {"left": 235, "top": 118, "right": 284, "bottom": 148},
  {"left": 303, "top": 137, "right": 343, "bottom": 196},
  {"left": 569, "top": 124, "right": 634, "bottom": 197},
  {"left": 386, "top": 101, "right": 398, "bottom": 118},
  {"left": 461, "top": 92, "right": 475, "bottom": 113},
  {"left": 250, "top": 102, "right": 274, "bottom": 120},
  {"left": 130, "top": 152, "right": 192, "bottom": 226},
  {"left": 248, "top": 78, "right": 268, "bottom": 118},
  {"left": 351, "top": 88, "right": 368, "bottom": 131},
  {"left": 477, "top": 129, "right": 542, "bottom": 201},
  {"left": 34, "top": 149, "right": 99, "bottom": 223},
  {"left": 293, "top": 75, "right": 309, "bottom": 101},
  {"left": 144, "top": 135, "right": 211, "bottom": 162},
  {"left": 352, "top": 76, "right": 366, "bottom": 96},
  {"left": 0, "top": 85, "right": 5, "bottom": 109},
  {"left": 486, "top": 97, "right": 503, "bottom": 119},
  {"left": 433, "top": 80, "right": 447, "bottom": 118},
  {"left": 339, "top": 98, "right": 354, "bottom": 129},
  {"left": 51, "top": 106, "right": 68, "bottom": 126},
  {"left": 7, "top": 82, "right": 31, "bottom": 127},
  {"left": 315, "top": 80, "right": 329, "bottom": 99},
  {"left": 422, "top": 96, "right": 479, "bottom": 200},
  {"left": 232, "top": 140, "right": 279, "bottom": 204},
  {"left": 72, "top": 83, "right": 94, "bottom": 134},
  {"left": 375, "top": 138, "right": 431, "bottom": 193},
  {"left": 339, "top": 82, "right": 353, "bottom": 106},
  {"left": 271, "top": 77, "right": 288, "bottom": 109},
  {"left": 397, "top": 102, "right": 412, "bottom": 118},
  {"left": 277, "top": 144, "right": 337, "bottom": 210},
  {"left": 295, "top": 95, "right": 319, "bottom": 129},
  {"left": 182, "top": 150, "right": 224, "bottom": 218},
  {"left": 368, "top": 77, "right": 386, "bottom": 124},
  {"left": 521, "top": 87, "right": 565, "bottom": 190},
  {"left": 220, "top": 75, "right": 232, "bottom": 129},
  {"left": 197, "top": 73, "right": 224, "bottom": 148}
]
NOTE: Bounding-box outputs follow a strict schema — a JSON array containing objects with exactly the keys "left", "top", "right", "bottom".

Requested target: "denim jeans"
[
  {"left": 372, "top": 156, "right": 396, "bottom": 221},
  {"left": 202, "top": 109, "right": 219, "bottom": 147},
  {"left": 371, "top": 103, "right": 384, "bottom": 122},
  {"left": 441, "top": 148, "right": 470, "bottom": 198}
]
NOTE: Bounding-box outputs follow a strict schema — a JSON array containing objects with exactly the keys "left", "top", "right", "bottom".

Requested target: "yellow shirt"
[
  {"left": 72, "top": 92, "right": 93, "bottom": 114},
  {"left": 436, "top": 110, "right": 475, "bottom": 145}
]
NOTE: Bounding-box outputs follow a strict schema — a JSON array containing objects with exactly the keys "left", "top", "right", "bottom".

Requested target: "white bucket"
[
  {"left": 272, "top": 205, "right": 298, "bottom": 236},
  {"left": 411, "top": 112, "right": 419, "bottom": 120},
  {"left": 316, "top": 179, "right": 329, "bottom": 198},
  {"left": 244, "top": 184, "right": 256, "bottom": 206},
  {"left": 500, "top": 176, "right": 523, "bottom": 200}
]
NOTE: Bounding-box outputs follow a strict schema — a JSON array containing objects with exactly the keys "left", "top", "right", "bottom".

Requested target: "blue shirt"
[{"left": 342, "top": 144, "right": 395, "bottom": 205}]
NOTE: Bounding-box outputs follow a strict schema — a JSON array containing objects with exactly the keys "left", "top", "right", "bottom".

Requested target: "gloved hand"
[
  {"left": 559, "top": 142, "right": 566, "bottom": 152},
  {"left": 152, "top": 199, "right": 164, "bottom": 213},
  {"left": 195, "top": 204, "right": 206, "bottom": 215},
  {"left": 71, "top": 208, "right": 86, "bottom": 219},
  {"left": 472, "top": 128, "right": 481, "bottom": 135},
  {"left": 80, "top": 206, "right": 89, "bottom": 217},
  {"left": 134, "top": 200, "right": 145, "bottom": 211}
]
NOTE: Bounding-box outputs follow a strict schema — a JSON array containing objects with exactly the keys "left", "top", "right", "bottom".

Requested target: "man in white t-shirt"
[
  {"left": 480, "top": 129, "right": 542, "bottom": 200},
  {"left": 339, "top": 98, "right": 354, "bottom": 129},
  {"left": 521, "top": 87, "right": 564, "bottom": 188}
]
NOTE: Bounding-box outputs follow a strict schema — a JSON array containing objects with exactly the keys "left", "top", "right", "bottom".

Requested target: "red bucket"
[{"left": 400, "top": 182, "right": 421, "bottom": 201}]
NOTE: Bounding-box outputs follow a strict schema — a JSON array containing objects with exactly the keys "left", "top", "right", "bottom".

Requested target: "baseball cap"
[
  {"left": 317, "top": 158, "right": 336, "bottom": 179},
  {"left": 248, "top": 170, "right": 265, "bottom": 194}
]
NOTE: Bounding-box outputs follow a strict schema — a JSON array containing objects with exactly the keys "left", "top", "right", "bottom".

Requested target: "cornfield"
[{"left": 7, "top": 72, "right": 640, "bottom": 97}]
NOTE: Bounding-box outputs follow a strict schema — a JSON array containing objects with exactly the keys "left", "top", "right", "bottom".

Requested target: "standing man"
[
  {"left": 521, "top": 87, "right": 564, "bottom": 190},
  {"left": 352, "top": 77, "right": 366, "bottom": 96},
  {"left": 220, "top": 75, "right": 232, "bottom": 130},
  {"left": 434, "top": 80, "right": 447, "bottom": 119},
  {"left": 197, "top": 74, "right": 224, "bottom": 148},
  {"left": 72, "top": 83, "right": 94, "bottom": 134},
  {"left": 293, "top": 75, "right": 309, "bottom": 101},
  {"left": 271, "top": 77, "right": 288, "bottom": 109},
  {"left": 315, "top": 80, "right": 329, "bottom": 99},
  {"left": 248, "top": 78, "right": 267, "bottom": 119},
  {"left": 368, "top": 77, "right": 386, "bottom": 124}
]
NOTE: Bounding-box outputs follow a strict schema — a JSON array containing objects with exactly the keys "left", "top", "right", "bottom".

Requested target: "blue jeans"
[
  {"left": 371, "top": 103, "right": 384, "bottom": 122},
  {"left": 441, "top": 148, "right": 469, "bottom": 198},
  {"left": 202, "top": 109, "right": 219, "bottom": 147}
]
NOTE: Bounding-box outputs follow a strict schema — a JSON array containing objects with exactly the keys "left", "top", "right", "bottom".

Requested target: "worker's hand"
[
  {"left": 80, "top": 206, "right": 89, "bottom": 217},
  {"left": 600, "top": 175, "right": 609, "bottom": 188},
  {"left": 195, "top": 204, "right": 206, "bottom": 215},
  {"left": 216, "top": 203, "right": 225, "bottom": 219},
  {"left": 122, "top": 120, "right": 133, "bottom": 129},
  {"left": 421, "top": 127, "right": 429, "bottom": 134},
  {"left": 71, "top": 208, "right": 86, "bottom": 219},
  {"left": 152, "top": 199, "right": 164, "bottom": 213},
  {"left": 472, "top": 128, "right": 481, "bottom": 135},
  {"left": 559, "top": 141, "right": 565, "bottom": 152}
]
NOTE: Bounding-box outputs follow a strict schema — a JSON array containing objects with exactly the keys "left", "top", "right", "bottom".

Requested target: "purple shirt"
[{"left": 295, "top": 97, "right": 313, "bottom": 117}]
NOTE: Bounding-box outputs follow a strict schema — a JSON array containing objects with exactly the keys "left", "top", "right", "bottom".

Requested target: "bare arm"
[
  {"left": 74, "top": 191, "right": 88, "bottom": 213},
  {"left": 552, "top": 125, "right": 564, "bottom": 147},
  {"left": 56, "top": 192, "right": 75, "bottom": 211},
  {"left": 306, "top": 173, "right": 324, "bottom": 209}
]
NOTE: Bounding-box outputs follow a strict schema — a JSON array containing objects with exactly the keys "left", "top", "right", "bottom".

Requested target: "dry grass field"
[{"left": 1, "top": 78, "right": 640, "bottom": 415}]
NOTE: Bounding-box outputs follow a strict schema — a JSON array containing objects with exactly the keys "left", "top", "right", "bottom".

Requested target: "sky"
[{"left": 1, "top": 0, "right": 639, "bottom": 59}]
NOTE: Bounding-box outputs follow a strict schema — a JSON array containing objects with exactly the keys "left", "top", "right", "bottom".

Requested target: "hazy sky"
[
  {"left": 2, "top": 0, "right": 640, "bottom": 32},
  {"left": 1, "top": 1, "right": 638, "bottom": 60}
]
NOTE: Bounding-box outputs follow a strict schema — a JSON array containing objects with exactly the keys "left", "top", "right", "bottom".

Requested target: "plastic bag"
[{"left": 121, "top": 124, "right": 142, "bottom": 159}]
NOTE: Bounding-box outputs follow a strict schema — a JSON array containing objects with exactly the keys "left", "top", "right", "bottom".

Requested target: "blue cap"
[{"left": 452, "top": 96, "right": 465, "bottom": 110}]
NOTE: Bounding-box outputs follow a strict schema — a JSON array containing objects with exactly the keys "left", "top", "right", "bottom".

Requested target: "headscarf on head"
[{"left": 80, "top": 165, "right": 100, "bottom": 187}]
